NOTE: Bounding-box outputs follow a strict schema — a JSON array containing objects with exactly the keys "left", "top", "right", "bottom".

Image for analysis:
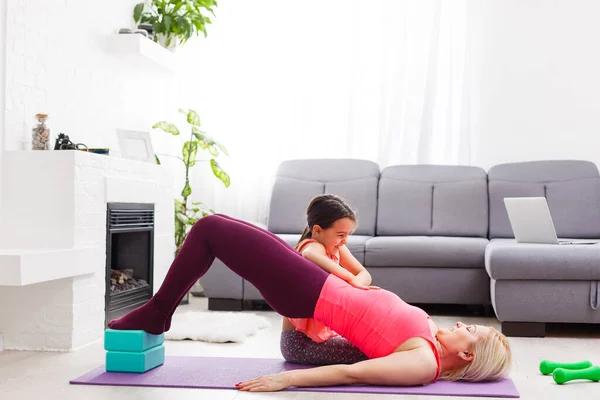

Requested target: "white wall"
[
  {"left": 0, "top": 0, "right": 5, "bottom": 149},
  {"left": 3, "top": 0, "right": 177, "bottom": 152},
  {"left": 0, "top": 0, "right": 7, "bottom": 235},
  {"left": 469, "top": 0, "right": 600, "bottom": 170},
  {"left": 0, "top": 0, "right": 181, "bottom": 350},
  {"left": 0, "top": 0, "right": 7, "bottom": 348}
]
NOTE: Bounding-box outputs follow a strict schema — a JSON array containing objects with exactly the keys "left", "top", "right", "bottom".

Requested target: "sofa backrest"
[
  {"left": 488, "top": 160, "right": 600, "bottom": 239},
  {"left": 376, "top": 165, "right": 488, "bottom": 237},
  {"left": 267, "top": 159, "right": 380, "bottom": 235}
]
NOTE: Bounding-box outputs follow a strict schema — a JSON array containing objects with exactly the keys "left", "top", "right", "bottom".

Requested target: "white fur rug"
[{"left": 164, "top": 311, "right": 271, "bottom": 343}]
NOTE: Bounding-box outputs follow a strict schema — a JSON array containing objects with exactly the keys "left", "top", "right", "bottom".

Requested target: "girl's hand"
[
  {"left": 349, "top": 276, "right": 371, "bottom": 290},
  {"left": 348, "top": 277, "right": 381, "bottom": 290},
  {"left": 236, "top": 374, "right": 289, "bottom": 392}
]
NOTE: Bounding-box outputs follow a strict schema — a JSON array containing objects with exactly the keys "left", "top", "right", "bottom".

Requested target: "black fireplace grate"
[{"left": 109, "top": 209, "right": 154, "bottom": 230}]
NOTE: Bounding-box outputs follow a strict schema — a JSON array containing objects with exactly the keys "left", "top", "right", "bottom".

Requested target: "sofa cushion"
[
  {"left": 267, "top": 159, "right": 380, "bottom": 236},
  {"left": 368, "top": 267, "right": 490, "bottom": 304},
  {"left": 365, "top": 236, "right": 488, "bottom": 268},
  {"left": 267, "top": 178, "right": 324, "bottom": 234},
  {"left": 488, "top": 160, "right": 600, "bottom": 239},
  {"left": 485, "top": 238, "right": 600, "bottom": 280},
  {"left": 546, "top": 179, "right": 600, "bottom": 238},
  {"left": 376, "top": 165, "right": 488, "bottom": 237},
  {"left": 276, "top": 234, "right": 371, "bottom": 264}
]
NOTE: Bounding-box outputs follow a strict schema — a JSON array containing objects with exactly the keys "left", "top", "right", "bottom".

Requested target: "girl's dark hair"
[{"left": 297, "top": 194, "right": 357, "bottom": 245}]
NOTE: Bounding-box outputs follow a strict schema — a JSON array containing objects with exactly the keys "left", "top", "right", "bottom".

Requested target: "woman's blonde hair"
[{"left": 440, "top": 327, "right": 512, "bottom": 382}]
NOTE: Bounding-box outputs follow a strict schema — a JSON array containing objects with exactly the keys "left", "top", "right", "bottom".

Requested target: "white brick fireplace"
[{"left": 0, "top": 150, "right": 174, "bottom": 351}]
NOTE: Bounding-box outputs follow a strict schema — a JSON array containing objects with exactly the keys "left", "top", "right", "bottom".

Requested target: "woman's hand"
[{"left": 236, "top": 374, "right": 289, "bottom": 392}]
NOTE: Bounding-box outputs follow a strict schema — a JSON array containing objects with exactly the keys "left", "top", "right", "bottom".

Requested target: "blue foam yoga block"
[
  {"left": 106, "top": 344, "right": 165, "bottom": 373},
  {"left": 104, "top": 329, "right": 164, "bottom": 352}
]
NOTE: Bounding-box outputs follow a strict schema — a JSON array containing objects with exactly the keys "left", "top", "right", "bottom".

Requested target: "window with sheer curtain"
[{"left": 174, "top": 0, "right": 470, "bottom": 223}]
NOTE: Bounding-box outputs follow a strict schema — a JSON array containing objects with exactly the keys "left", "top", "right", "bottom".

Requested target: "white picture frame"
[{"left": 116, "top": 129, "right": 156, "bottom": 163}]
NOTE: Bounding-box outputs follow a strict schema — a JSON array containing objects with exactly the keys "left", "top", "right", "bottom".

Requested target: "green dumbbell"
[
  {"left": 553, "top": 366, "right": 600, "bottom": 385},
  {"left": 539, "top": 360, "right": 593, "bottom": 375}
]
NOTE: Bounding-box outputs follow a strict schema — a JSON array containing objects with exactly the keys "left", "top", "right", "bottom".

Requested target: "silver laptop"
[{"left": 503, "top": 197, "right": 597, "bottom": 245}]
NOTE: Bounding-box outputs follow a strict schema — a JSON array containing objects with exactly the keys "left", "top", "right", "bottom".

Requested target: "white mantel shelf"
[
  {"left": 107, "top": 33, "right": 175, "bottom": 72},
  {"left": 0, "top": 247, "right": 101, "bottom": 286}
]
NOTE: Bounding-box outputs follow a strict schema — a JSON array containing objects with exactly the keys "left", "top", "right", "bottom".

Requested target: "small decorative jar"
[{"left": 32, "top": 113, "right": 51, "bottom": 150}]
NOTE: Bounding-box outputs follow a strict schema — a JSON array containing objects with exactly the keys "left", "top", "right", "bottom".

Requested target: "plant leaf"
[
  {"left": 193, "top": 130, "right": 217, "bottom": 153},
  {"left": 172, "top": 1, "right": 184, "bottom": 13},
  {"left": 207, "top": 144, "right": 219, "bottom": 157},
  {"left": 182, "top": 140, "right": 198, "bottom": 167},
  {"left": 175, "top": 199, "right": 186, "bottom": 213},
  {"left": 192, "top": 126, "right": 207, "bottom": 144},
  {"left": 133, "top": 3, "right": 145, "bottom": 23},
  {"left": 176, "top": 16, "right": 185, "bottom": 35},
  {"left": 198, "top": 133, "right": 220, "bottom": 157},
  {"left": 153, "top": 21, "right": 162, "bottom": 35},
  {"left": 176, "top": 212, "right": 189, "bottom": 224},
  {"left": 152, "top": 121, "right": 180, "bottom": 135},
  {"left": 187, "top": 110, "right": 201, "bottom": 126},
  {"left": 191, "top": 126, "right": 205, "bottom": 135},
  {"left": 175, "top": 216, "right": 185, "bottom": 233},
  {"left": 210, "top": 159, "right": 230, "bottom": 187},
  {"left": 192, "top": 18, "right": 203, "bottom": 32},
  {"left": 140, "top": 12, "right": 155, "bottom": 24},
  {"left": 155, "top": 155, "right": 161, "bottom": 164},
  {"left": 181, "top": 182, "right": 192, "bottom": 198},
  {"left": 216, "top": 142, "right": 229, "bottom": 156},
  {"left": 182, "top": 18, "right": 192, "bottom": 41},
  {"left": 193, "top": 134, "right": 206, "bottom": 145},
  {"left": 164, "top": 15, "right": 172, "bottom": 32}
]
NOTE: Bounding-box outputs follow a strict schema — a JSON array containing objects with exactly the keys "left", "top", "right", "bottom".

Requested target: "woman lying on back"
[{"left": 108, "top": 199, "right": 512, "bottom": 392}]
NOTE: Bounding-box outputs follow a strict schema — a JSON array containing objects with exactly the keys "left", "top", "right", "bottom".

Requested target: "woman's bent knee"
[{"left": 190, "top": 214, "right": 224, "bottom": 233}]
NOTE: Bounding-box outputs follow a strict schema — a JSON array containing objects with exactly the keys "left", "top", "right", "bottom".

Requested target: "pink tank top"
[
  {"left": 288, "top": 238, "right": 341, "bottom": 342},
  {"left": 314, "top": 274, "right": 441, "bottom": 378}
]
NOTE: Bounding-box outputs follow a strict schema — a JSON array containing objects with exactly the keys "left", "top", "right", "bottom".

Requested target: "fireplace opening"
[{"left": 105, "top": 203, "right": 154, "bottom": 326}]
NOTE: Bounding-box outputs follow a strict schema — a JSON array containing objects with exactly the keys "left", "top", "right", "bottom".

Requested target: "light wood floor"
[{"left": 1, "top": 296, "right": 599, "bottom": 400}]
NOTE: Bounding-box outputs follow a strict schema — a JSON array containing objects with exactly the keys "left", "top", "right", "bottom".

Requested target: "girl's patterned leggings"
[{"left": 280, "top": 329, "right": 368, "bottom": 365}]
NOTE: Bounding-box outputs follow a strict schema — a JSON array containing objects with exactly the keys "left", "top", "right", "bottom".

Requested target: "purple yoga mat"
[{"left": 70, "top": 356, "right": 519, "bottom": 398}]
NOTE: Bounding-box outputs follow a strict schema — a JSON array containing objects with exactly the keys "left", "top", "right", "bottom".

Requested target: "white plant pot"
[{"left": 156, "top": 33, "right": 177, "bottom": 52}]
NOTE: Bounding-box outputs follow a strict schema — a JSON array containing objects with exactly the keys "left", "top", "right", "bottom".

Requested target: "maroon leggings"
[{"left": 108, "top": 214, "right": 329, "bottom": 334}]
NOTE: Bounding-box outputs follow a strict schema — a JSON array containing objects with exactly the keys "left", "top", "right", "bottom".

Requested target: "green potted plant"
[
  {"left": 153, "top": 108, "right": 230, "bottom": 255},
  {"left": 133, "top": 0, "right": 218, "bottom": 51}
]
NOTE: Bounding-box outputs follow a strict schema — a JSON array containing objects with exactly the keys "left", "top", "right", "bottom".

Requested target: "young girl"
[{"left": 284, "top": 194, "right": 379, "bottom": 343}]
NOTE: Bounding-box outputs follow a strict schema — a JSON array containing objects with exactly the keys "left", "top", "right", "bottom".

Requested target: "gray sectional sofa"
[
  {"left": 200, "top": 159, "right": 600, "bottom": 337},
  {"left": 485, "top": 160, "right": 600, "bottom": 336}
]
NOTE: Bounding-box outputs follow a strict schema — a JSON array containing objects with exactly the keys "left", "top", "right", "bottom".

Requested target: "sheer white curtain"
[{"left": 173, "top": 0, "right": 470, "bottom": 223}]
